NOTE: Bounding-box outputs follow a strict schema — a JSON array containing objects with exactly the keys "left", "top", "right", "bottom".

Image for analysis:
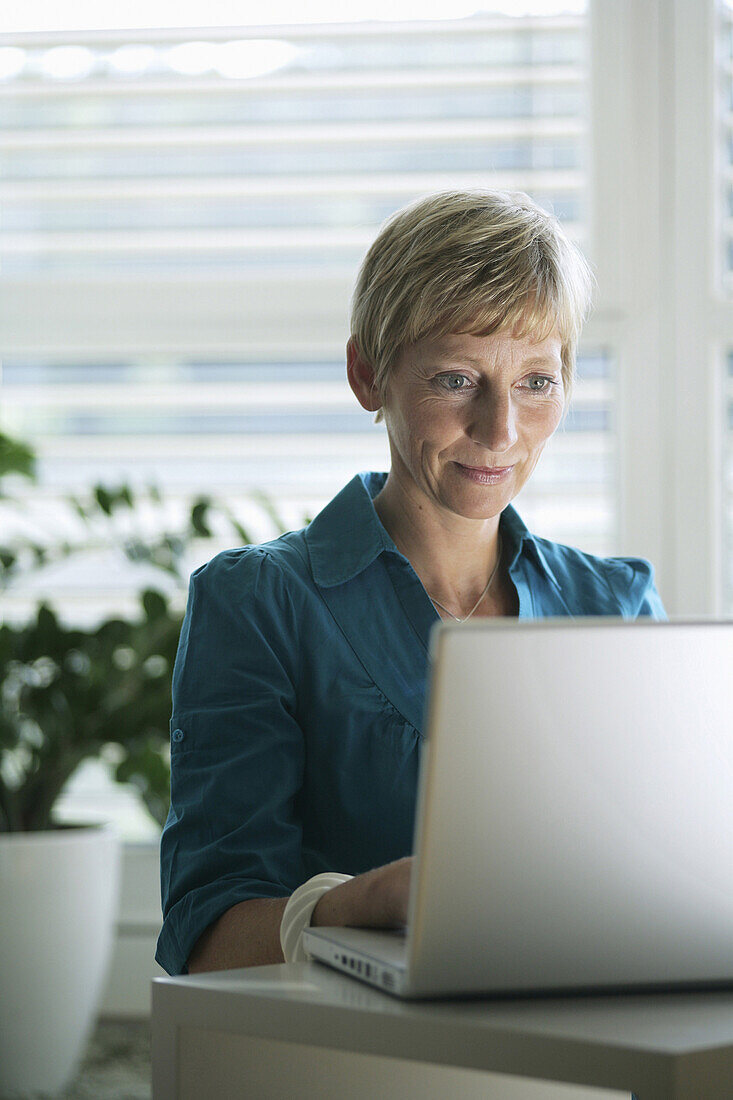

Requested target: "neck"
[{"left": 372, "top": 471, "right": 504, "bottom": 613}]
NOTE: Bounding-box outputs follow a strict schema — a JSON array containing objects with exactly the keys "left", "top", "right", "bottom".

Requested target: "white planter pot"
[{"left": 0, "top": 823, "right": 121, "bottom": 1098}]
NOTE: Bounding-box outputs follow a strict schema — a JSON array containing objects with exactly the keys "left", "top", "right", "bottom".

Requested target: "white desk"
[{"left": 152, "top": 963, "right": 733, "bottom": 1100}]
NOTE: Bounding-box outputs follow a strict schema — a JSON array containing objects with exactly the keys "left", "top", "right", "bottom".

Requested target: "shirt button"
[{"left": 172, "top": 728, "right": 185, "bottom": 743}]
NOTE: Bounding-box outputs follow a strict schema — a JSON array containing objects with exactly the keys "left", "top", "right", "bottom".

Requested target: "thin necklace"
[{"left": 426, "top": 534, "right": 503, "bottom": 623}]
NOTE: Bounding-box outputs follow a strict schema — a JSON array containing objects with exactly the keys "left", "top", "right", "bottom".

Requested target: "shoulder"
[
  {"left": 531, "top": 536, "right": 665, "bottom": 618},
  {"left": 178, "top": 532, "right": 317, "bottom": 681},
  {"left": 186, "top": 529, "right": 317, "bottom": 628},
  {"left": 192, "top": 528, "right": 310, "bottom": 590}
]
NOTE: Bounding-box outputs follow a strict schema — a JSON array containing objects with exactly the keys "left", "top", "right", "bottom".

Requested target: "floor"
[{"left": 61, "top": 1018, "right": 151, "bottom": 1100}]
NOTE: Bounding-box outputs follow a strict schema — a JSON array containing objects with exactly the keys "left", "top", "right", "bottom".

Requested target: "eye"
[
  {"left": 523, "top": 374, "right": 558, "bottom": 393},
  {"left": 437, "top": 373, "right": 472, "bottom": 391}
]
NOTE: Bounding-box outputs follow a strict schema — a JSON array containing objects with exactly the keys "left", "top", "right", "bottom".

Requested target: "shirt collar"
[
  {"left": 304, "top": 470, "right": 562, "bottom": 593},
  {"left": 305, "top": 472, "right": 395, "bottom": 587},
  {"left": 499, "top": 499, "right": 563, "bottom": 592}
]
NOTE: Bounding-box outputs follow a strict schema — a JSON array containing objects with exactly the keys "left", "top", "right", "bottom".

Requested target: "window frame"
[{"left": 587, "top": 0, "right": 730, "bottom": 616}]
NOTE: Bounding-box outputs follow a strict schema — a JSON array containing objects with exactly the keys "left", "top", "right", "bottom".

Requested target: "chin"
[{"left": 442, "top": 489, "right": 512, "bottom": 521}]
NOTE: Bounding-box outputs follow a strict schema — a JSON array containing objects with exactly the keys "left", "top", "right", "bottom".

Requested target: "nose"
[{"left": 468, "top": 392, "right": 518, "bottom": 454}]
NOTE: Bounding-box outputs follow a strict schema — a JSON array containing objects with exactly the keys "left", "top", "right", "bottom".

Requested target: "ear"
[{"left": 346, "top": 338, "right": 382, "bottom": 413}]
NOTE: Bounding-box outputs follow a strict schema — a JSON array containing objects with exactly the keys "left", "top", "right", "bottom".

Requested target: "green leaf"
[
  {"left": 216, "top": 502, "right": 254, "bottom": 545},
  {"left": 142, "top": 589, "right": 168, "bottom": 622},
  {"left": 67, "top": 495, "right": 89, "bottom": 521},
  {"left": 96, "top": 617, "right": 134, "bottom": 646},
  {"left": 0, "top": 433, "right": 36, "bottom": 483},
  {"left": 230, "top": 519, "right": 254, "bottom": 544},
  {"left": 36, "top": 603, "right": 60, "bottom": 637},
  {"left": 114, "top": 742, "right": 171, "bottom": 828},
  {"left": 94, "top": 485, "right": 113, "bottom": 515},
  {"left": 190, "top": 499, "right": 213, "bottom": 538}
]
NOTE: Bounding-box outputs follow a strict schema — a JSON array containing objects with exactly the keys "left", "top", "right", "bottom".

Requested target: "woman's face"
[{"left": 379, "top": 327, "right": 565, "bottom": 521}]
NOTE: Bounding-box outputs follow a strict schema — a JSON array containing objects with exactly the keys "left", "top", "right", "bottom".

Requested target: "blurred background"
[{"left": 0, "top": 0, "right": 731, "bottom": 1086}]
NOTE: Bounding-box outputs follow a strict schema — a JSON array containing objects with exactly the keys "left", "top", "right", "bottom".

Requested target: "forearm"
[
  {"left": 187, "top": 857, "right": 410, "bottom": 973},
  {"left": 187, "top": 896, "right": 289, "bottom": 973}
]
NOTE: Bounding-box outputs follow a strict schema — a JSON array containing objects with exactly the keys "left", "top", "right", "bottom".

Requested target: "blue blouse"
[{"left": 156, "top": 471, "right": 666, "bottom": 975}]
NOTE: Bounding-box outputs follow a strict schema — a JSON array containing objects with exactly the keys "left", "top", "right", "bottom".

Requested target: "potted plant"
[{"left": 0, "top": 430, "right": 270, "bottom": 1096}]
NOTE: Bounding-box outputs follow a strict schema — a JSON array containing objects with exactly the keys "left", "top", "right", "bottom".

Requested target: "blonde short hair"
[{"left": 350, "top": 190, "right": 594, "bottom": 418}]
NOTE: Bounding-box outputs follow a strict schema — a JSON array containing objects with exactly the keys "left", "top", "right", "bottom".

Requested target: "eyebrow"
[
  {"left": 433, "top": 353, "right": 561, "bottom": 370},
  {"left": 521, "top": 356, "right": 562, "bottom": 369}
]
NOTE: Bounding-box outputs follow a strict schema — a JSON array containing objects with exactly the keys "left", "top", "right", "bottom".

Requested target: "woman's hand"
[{"left": 311, "top": 855, "right": 413, "bottom": 930}]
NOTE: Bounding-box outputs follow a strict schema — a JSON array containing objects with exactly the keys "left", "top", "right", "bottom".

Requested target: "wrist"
[
  {"left": 310, "top": 882, "right": 343, "bottom": 928},
  {"left": 311, "top": 870, "right": 370, "bottom": 928},
  {"left": 368, "top": 858, "right": 409, "bottom": 926},
  {"left": 280, "top": 873, "right": 352, "bottom": 963}
]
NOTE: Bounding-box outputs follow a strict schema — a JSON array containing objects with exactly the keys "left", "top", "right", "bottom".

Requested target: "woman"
[{"left": 156, "top": 190, "right": 665, "bottom": 977}]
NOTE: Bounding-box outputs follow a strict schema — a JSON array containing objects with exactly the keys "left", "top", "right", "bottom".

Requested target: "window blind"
[
  {"left": 718, "top": 4, "right": 733, "bottom": 611},
  {"left": 0, "top": 11, "right": 616, "bottom": 629},
  {"left": 722, "top": 2, "right": 733, "bottom": 291}
]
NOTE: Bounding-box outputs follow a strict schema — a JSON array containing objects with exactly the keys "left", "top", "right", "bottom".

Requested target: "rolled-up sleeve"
[{"left": 156, "top": 547, "right": 306, "bottom": 975}]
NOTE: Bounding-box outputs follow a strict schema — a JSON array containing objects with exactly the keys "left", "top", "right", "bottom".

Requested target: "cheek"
[
  {"left": 399, "top": 399, "right": 454, "bottom": 446},
  {"left": 521, "top": 399, "right": 564, "bottom": 442}
]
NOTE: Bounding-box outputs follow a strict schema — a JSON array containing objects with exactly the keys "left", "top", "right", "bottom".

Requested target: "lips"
[
  {"left": 460, "top": 465, "right": 512, "bottom": 473},
  {"left": 455, "top": 462, "right": 515, "bottom": 484}
]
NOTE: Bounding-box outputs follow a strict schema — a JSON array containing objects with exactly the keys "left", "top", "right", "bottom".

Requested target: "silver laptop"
[{"left": 303, "top": 618, "right": 733, "bottom": 999}]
